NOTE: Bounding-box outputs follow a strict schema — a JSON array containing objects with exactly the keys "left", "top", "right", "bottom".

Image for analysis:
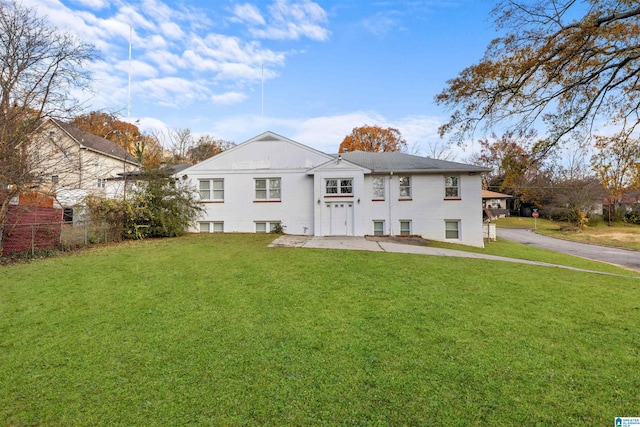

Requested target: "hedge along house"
[{"left": 179, "top": 132, "right": 491, "bottom": 247}]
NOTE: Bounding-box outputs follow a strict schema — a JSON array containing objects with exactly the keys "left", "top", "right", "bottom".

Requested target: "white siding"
[
  {"left": 181, "top": 132, "right": 487, "bottom": 247},
  {"left": 360, "top": 173, "right": 485, "bottom": 247},
  {"left": 193, "top": 170, "right": 315, "bottom": 235}
]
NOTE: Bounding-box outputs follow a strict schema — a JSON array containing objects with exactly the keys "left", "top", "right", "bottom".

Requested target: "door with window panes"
[{"left": 327, "top": 202, "right": 354, "bottom": 236}]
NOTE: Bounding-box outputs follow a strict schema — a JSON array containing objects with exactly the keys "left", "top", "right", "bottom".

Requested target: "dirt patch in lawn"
[{"left": 594, "top": 232, "right": 637, "bottom": 240}]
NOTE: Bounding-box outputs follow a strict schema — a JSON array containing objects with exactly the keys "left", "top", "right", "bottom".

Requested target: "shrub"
[
  {"left": 624, "top": 209, "right": 640, "bottom": 225},
  {"left": 270, "top": 223, "right": 285, "bottom": 234},
  {"left": 85, "top": 171, "right": 204, "bottom": 239}
]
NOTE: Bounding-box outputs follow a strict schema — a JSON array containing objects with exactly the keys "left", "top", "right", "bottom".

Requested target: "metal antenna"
[
  {"left": 128, "top": 25, "right": 132, "bottom": 117},
  {"left": 261, "top": 62, "right": 264, "bottom": 131}
]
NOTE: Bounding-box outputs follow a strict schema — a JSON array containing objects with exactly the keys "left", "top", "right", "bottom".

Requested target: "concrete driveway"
[
  {"left": 498, "top": 228, "right": 640, "bottom": 272},
  {"left": 269, "top": 235, "right": 638, "bottom": 277}
]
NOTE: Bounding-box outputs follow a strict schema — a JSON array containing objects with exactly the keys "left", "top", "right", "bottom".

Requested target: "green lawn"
[{"left": 1, "top": 234, "right": 639, "bottom": 425}]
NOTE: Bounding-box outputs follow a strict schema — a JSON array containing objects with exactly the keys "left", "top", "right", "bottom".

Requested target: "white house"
[{"left": 180, "top": 131, "right": 491, "bottom": 247}]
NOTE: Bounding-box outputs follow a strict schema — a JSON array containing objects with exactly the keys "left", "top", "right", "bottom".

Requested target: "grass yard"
[{"left": 1, "top": 234, "right": 640, "bottom": 425}]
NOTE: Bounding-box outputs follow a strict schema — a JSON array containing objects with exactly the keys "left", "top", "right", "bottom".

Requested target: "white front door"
[{"left": 328, "top": 202, "right": 353, "bottom": 236}]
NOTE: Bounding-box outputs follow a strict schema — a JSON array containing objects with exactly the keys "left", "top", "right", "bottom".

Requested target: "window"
[
  {"left": 94, "top": 155, "right": 100, "bottom": 167},
  {"left": 399, "top": 176, "right": 411, "bottom": 198},
  {"left": 63, "top": 208, "right": 74, "bottom": 224},
  {"left": 325, "top": 178, "right": 353, "bottom": 195},
  {"left": 199, "top": 222, "right": 224, "bottom": 233},
  {"left": 255, "top": 178, "right": 281, "bottom": 200},
  {"left": 199, "top": 179, "right": 224, "bottom": 201},
  {"left": 400, "top": 220, "right": 411, "bottom": 235},
  {"left": 373, "top": 220, "right": 385, "bottom": 236},
  {"left": 445, "top": 220, "right": 460, "bottom": 239},
  {"left": 373, "top": 177, "right": 385, "bottom": 199},
  {"left": 340, "top": 179, "right": 353, "bottom": 194},
  {"left": 255, "top": 221, "right": 280, "bottom": 233},
  {"left": 445, "top": 176, "right": 460, "bottom": 198},
  {"left": 51, "top": 175, "right": 59, "bottom": 184},
  {"left": 97, "top": 178, "right": 106, "bottom": 188}
]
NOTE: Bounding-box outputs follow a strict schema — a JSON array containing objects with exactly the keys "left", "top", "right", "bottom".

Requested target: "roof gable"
[
  {"left": 181, "top": 131, "right": 334, "bottom": 173},
  {"left": 306, "top": 155, "right": 371, "bottom": 175}
]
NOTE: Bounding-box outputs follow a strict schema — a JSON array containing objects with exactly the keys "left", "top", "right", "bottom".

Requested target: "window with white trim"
[
  {"left": 255, "top": 178, "right": 281, "bottom": 200},
  {"left": 97, "top": 178, "right": 106, "bottom": 188},
  {"left": 325, "top": 178, "right": 353, "bottom": 195},
  {"left": 51, "top": 175, "right": 59, "bottom": 184},
  {"left": 255, "top": 221, "right": 281, "bottom": 233},
  {"left": 399, "top": 176, "right": 411, "bottom": 198},
  {"left": 199, "top": 179, "right": 224, "bottom": 201},
  {"left": 445, "top": 176, "right": 460, "bottom": 198},
  {"left": 445, "top": 220, "right": 460, "bottom": 239},
  {"left": 199, "top": 222, "right": 224, "bottom": 233},
  {"left": 373, "top": 220, "right": 385, "bottom": 236},
  {"left": 400, "top": 220, "right": 411, "bottom": 235},
  {"left": 373, "top": 177, "right": 385, "bottom": 199}
]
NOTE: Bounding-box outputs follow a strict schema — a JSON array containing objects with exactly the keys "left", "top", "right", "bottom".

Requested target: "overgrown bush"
[
  {"left": 270, "top": 223, "right": 285, "bottom": 234},
  {"left": 85, "top": 171, "right": 204, "bottom": 239},
  {"left": 624, "top": 209, "right": 640, "bottom": 225}
]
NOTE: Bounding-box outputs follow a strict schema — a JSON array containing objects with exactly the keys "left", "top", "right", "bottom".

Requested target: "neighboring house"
[
  {"left": 180, "top": 132, "right": 491, "bottom": 247},
  {"left": 31, "top": 118, "right": 141, "bottom": 209},
  {"left": 482, "top": 190, "right": 512, "bottom": 220}
]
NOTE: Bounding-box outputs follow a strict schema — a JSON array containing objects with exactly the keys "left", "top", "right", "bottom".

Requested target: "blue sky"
[{"left": 28, "top": 0, "right": 498, "bottom": 157}]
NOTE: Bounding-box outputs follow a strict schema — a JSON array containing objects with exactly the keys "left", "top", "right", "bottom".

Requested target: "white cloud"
[
  {"left": 71, "top": 0, "right": 109, "bottom": 10},
  {"left": 144, "top": 50, "right": 183, "bottom": 73},
  {"left": 22, "top": 0, "right": 329, "bottom": 124},
  {"left": 243, "top": 0, "right": 330, "bottom": 41},
  {"left": 113, "top": 59, "right": 158, "bottom": 79},
  {"left": 233, "top": 4, "right": 266, "bottom": 26},
  {"left": 159, "top": 21, "right": 185, "bottom": 40},
  {"left": 361, "top": 11, "right": 401, "bottom": 38},
  {"left": 211, "top": 92, "right": 248, "bottom": 105},
  {"left": 136, "top": 77, "right": 210, "bottom": 107},
  {"left": 137, "top": 116, "right": 170, "bottom": 135}
]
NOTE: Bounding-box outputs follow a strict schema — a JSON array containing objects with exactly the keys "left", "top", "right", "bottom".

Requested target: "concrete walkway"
[{"left": 269, "top": 235, "right": 638, "bottom": 278}]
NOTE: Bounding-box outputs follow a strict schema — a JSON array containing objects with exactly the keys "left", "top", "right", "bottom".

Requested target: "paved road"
[{"left": 498, "top": 228, "right": 640, "bottom": 272}]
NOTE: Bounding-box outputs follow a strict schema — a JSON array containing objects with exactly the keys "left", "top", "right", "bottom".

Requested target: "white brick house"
[{"left": 179, "top": 131, "right": 491, "bottom": 247}]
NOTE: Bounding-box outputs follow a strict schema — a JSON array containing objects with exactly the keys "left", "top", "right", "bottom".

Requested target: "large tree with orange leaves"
[
  {"left": 339, "top": 125, "right": 407, "bottom": 153},
  {"left": 436, "top": 1, "right": 640, "bottom": 155}
]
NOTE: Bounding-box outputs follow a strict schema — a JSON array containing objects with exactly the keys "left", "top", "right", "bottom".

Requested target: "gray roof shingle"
[
  {"left": 52, "top": 118, "right": 140, "bottom": 165},
  {"left": 338, "top": 151, "right": 491, "bottom": 173}
]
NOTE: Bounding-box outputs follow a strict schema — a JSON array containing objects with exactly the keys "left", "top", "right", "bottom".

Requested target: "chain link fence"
[{"left": 1, "top": 219, "right": 124, "bottom": 257}]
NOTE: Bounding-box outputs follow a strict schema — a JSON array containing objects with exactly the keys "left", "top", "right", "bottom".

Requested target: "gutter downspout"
[{"left": 388, "top": 172, "right": 393, "bottom": 235}]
